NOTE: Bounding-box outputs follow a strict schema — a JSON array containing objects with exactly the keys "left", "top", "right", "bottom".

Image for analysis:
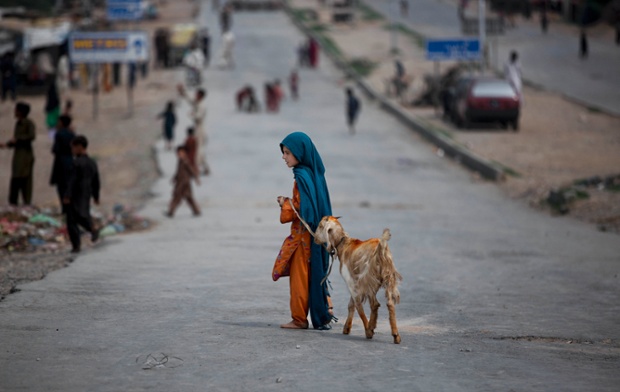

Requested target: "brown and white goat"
[{"left": 314, "top": 216, "right": 402, "bottom": 344}]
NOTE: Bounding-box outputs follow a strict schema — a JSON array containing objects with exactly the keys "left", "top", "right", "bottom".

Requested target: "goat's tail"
[{"left": 378, "top": 229, "right": 402, "bottom": 305}]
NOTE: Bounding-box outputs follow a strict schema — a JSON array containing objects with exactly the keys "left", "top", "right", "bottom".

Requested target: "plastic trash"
[{"left": 29, "top": 214, "right": 62, "bottom": 228}]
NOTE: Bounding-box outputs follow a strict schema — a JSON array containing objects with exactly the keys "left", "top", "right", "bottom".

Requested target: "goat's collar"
[{"left": 331, "top": 236, "right": 346, "bottom": 256}]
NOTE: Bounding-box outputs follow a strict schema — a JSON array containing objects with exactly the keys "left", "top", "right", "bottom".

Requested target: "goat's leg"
[
  {"left": 386, "top": 292, "right": 401, "bottom": 344},
  {"left": 354, "top": 300, "right": 371, "bottom": 339},
  {"left": 342, "top": 297, "right": 355, "bottom": 335},
  {"left": 368, "top": 296, "right": 381, "bottom": 335}
]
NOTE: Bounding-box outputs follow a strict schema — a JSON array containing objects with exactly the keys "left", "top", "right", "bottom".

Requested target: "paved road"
[
  {"left": 372, "top": 0, "right": 620, "bottom": 116},
  {"left": 1, "top": 4, "right": 619, "bottom": 391}
]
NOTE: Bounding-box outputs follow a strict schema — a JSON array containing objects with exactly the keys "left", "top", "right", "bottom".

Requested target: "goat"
[{"left": 314, "top": 216, "right": 402, "bottom": 344}]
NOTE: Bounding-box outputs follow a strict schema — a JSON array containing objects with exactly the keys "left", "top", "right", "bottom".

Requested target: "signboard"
[
  {"left": 425, "top": 38, "right": 481, "bottom": 61},
  {"left": 69, "top": 31, "right": 149, "bottom": 63},
  {"left": 107, "top": 0, "right": 143, "bottom": 21}
]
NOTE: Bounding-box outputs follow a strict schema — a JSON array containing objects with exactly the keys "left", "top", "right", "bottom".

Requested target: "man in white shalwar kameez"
[
  {"left": 503, "top": 51, "right": 522, "bottom": 101},
  {"left": 218, "top": 31, "right": 235, "bottom": 69}
]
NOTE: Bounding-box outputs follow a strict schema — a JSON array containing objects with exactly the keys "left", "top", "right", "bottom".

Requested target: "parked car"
[{"left": 447, "top": 76, "right": 520, "bottom": 131}]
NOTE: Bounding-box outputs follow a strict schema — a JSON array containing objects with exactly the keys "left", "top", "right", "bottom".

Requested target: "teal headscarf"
[{"left": 280, "top": 132, "right": 333, "bottom": 329}]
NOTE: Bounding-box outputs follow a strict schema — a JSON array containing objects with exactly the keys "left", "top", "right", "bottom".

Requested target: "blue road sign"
[
  {"left": 107, "top": 0, "right": 143, "bottom": 21},
  {"left": 69, "top": 31, "right": 149, "bottom": 63},
  {"left": 425, "top": 39, "right": 481, "bottom": 61}
]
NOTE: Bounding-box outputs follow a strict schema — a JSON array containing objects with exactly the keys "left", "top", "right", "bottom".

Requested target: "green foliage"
[
  {"left": 309, "top": 23, "right": 329, "bottom": 33},
  {"left": 348, "top": 57, "right": 377, "bottom": 77},
  {"left": 290, "top": 8, "right": 316, "bottom": 23},
  {"left": 317, "top": 34, "right": 342, "bottom": 57}
]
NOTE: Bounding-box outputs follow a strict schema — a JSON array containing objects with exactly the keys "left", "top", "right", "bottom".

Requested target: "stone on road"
[{"left": 0, "top": 7, "right": 619, "bottom": 392}]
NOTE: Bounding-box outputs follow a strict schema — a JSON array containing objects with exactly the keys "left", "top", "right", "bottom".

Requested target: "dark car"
[{"left": 448, "top": 77, "right": 521, "bottom": 130}]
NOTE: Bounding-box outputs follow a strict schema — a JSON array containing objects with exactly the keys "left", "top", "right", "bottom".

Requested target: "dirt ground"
[
  {"left": 290, "top": 0, "right": 620, "bottom": 232},
  {"left": 0, "top": 0, "right": 196, "bottom": 299}
]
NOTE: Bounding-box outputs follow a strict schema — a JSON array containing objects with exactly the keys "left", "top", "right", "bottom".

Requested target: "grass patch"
[
  {"left": 491, "top": 160, "right": 522, "bottom": 178},
  {"left": 309, "top": 23, "right": 329, "bottom": 33},
  {"left": 348, "top": 57, "right": 377, "bottom": 77},
  {"left": 358, "top": 2, "right": 384, "bottom": 21},
  {"left": 290, "top": 7, "right": 317, "bottom": 23},
  {"left": 316, "top": 34, "right": 342, "bottom": 57}
]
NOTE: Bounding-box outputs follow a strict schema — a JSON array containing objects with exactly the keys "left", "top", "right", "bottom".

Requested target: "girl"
[
  {"left": 273, "top": 132, "right": 334, "bottom": 330},
  {"left": 158, "top": 101, "right": 176, "bottom": 150}
]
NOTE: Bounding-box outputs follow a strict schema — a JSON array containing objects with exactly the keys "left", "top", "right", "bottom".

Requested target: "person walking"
[
  {"left": 1, "top": 52, "right": 17, "bottom": 102},
  {"left": 345, "top": 88, "right": 361, "bottom": 134},
  {"left": 45, "top": 80, "right": 61, "bottom": 141},
  {"left": 400, "top": 0, "right": 409, "bottom": 17},
  {"left": 540, "top": 6, "right": 549, "bottom": 34},
  {"left": 1, "top": 102, "right": 36, "bottom": 205},
  {"left": 184, "top": 127, "right": 198, "bottom": 174},
  {"left": 580, "top": 29, "right": 589, "bottom": 59},
  {"left": 50, "top": 114, "right": 75, "bottom": 209},
  {"left": 165, "top": 145, "right": 201, "bottom": 218},
  {"left": 200, "top": 28, "right": 211, "bottom": 67},
  {"left": 158, "top": 101, "right": 176, "bottom": 150},
  {"left": 273, "top": 132, "right": 335, "bottom": 330},
  {"left": 178, "top": 85, "right": 210, "bottom": 175},
  {"left": 63, "top": 135, "right": 100, "bottom": 253},
  {"left": 218, "top": 30, "right": 235, "bottom": 69},
  {"left": 182, "top": 44, "right": 205, "bottom": 86},
  {"left": 56, "top": 52, "right": 70, "bottom": 98},
  {"left": 289, "top": 69, "right": 299, "bottom": 100},
  {"left": 308, "top": 38, "right": 319, "bottom": 68},
  {"left": 220, "top": 4, "right": 232, "bottom": 34},
  {"left": 503, "top": 50, "right": 522, "bottom": 99}
]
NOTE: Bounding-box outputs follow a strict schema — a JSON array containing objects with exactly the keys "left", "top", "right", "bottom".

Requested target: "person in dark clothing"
[
  {"left": 220, "top": 4, "right": 232, "bottom": 34},
  {"left": 540, "top": 7, "right": 549, "bottom": 33},
  {"left": 580, "top": 29, "right": 589, "bottom": 59},
  {"left": 158, "top": 101, "right": 176, "bottom": 150},
  {"left": 64, "top": 135, "right": 100, "bottom": 253},
  {"left": 1, "top": 102, "right": 36, "bottom": 205},
  {"left": 1, "top": 52, "right": 17, "bottom": 102},
  {"left": 200, "top": 28, "right": 211, "bottom": 66},
  {"left": 236, "top": 86, "right": 259, "bottom": 112},
  {"left": 345, "top": 88, "right": 361, "bottom": 134},
  {"left": 45, "top": 80, "right": 61, "bottom": 141},
  {"left": 50, "top": 115, "right": 75, "bottom": 209}
]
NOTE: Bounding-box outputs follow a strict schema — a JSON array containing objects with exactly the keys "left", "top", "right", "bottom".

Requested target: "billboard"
[{"left": 69, "top": 31, "right": 149, "bottom": 63}]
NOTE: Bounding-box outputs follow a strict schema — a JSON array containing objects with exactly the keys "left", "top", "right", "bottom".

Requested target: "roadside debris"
[
  {"left": 545, "top": 174, "right": 620, "bottom": 215},
  {"left": 0, "top": 204, "right": 152, "bottom": 254},
  {"left": 136, "top": 353, "right": 183, "bottom": 370}
]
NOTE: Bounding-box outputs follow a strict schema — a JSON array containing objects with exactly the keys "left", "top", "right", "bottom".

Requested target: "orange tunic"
[{"left": 273, "top": 182, "right": 311, "bottom": 326}]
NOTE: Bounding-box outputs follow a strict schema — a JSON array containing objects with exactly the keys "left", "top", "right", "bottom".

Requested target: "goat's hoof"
[
  {"left": 342, "top": 326, "right": 351, "bottom": 335},
  {"left": 393, "top": 334, "right": 401, "bottom": 344},
  {"left": 365, "top": 330, "right": 374, "bottom": 339}
]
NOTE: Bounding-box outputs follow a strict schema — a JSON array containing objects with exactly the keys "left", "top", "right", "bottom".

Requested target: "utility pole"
[{"left": 478, "top": 0, "right": 486, "bottom": 70}]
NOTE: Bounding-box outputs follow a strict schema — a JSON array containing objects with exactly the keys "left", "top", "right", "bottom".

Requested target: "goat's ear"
[{"left": 334, "top": 216, "right": 342, "bottom": 220}]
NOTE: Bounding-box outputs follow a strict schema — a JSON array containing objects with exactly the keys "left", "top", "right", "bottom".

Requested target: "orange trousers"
[
  {"left": 289, "top": 246, "right": 309, "bottom": 326},
  {"left": 289, "top": 246, "right": 333, "bottom": 327}
]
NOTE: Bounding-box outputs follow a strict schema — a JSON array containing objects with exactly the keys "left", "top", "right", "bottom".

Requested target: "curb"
[{"left": 282, "top": 5, "right": 506, "bottom": 181}]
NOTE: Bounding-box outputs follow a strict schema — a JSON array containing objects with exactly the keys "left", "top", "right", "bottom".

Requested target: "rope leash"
[{"left": 287, "top": 199, "right": 336, "bottom": 288}]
